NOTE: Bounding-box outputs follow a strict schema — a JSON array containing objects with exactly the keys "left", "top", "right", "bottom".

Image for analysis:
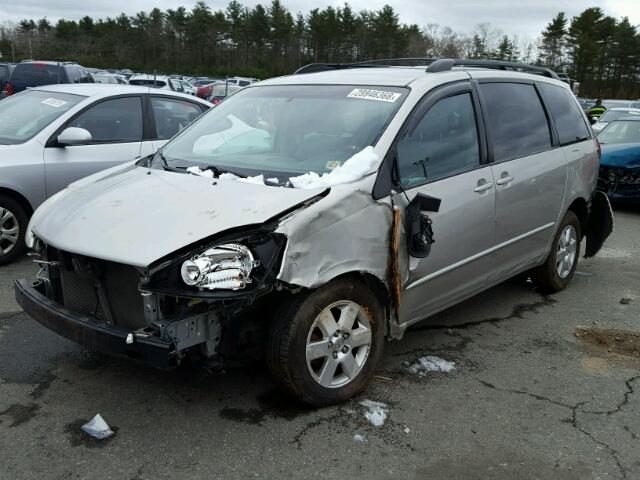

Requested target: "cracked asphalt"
[{"left": 1, "top": 205, "right": 638, "bottom": 480}]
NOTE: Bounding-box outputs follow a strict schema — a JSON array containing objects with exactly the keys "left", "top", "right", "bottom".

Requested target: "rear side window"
[
  {"left": 151, "top": 96, "right": 204, "bottom": 140},
  {"left": 11, "top": 63, "right": 63, "bottom": 85},
  {"left": 0, "top": 65, "right": 9, "bottom": 81},
  {"left": 480, "top": 83, "right": 551, "bottom": 162},
  {"left": 397, "top": 92, "right": 480, "bottom": 186},
  {"left": 538, "top": 83, "right": 590, "bottom": 145},
  {"left": 69, "top": 97, "right": 143, "bottom": 143}
]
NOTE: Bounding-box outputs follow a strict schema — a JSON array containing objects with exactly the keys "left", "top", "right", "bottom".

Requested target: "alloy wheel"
[
  {"left": 305, "top": 300, "right": 372, "bottom": 388},
  {"left": 0, "top": 207, "right": 19, "bottom": 256},
  {"left": 556, "top": 224, "right": 577, "bottom": 279}
]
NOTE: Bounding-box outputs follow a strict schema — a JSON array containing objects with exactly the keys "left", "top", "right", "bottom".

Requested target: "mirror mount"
[
  {"left": 406, "top": 193, "right": 441, "bottom": 258},
  {"left": 57, "top": 127, "right": 92, "bottom": 147}
]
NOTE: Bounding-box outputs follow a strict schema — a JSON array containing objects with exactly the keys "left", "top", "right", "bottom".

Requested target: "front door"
[
  {"left": 43, "top": 96, "right": 144, "bottom": 197},
  {"left": 396, "top": 85, "right": 496, "bottom": 325}
]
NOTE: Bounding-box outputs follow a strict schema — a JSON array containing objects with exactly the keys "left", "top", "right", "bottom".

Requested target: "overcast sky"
[{"left": 1, "top": 0, "right": 639, "bottom": 40}]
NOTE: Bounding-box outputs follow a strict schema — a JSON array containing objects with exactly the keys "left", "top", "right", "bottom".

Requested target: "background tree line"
[{"left": 0, "top": 2, "right": 638, "bottom": 97}]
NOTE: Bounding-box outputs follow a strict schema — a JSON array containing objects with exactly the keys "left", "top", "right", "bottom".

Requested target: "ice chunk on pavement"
[
  {"left": 186, "top": 166, "right": 214, "bottom": 178},
  {"left": 353, "top": 434, "right": 365, "bottom": 443},
  {"left": 289, "top": 146, "right": 379, "bottom": 189},
  {"left": 360, "top": 399, "right": 388, "bottom": 427},
  {"left": 81, "top": 414, "right": 114, "bottom": 440},
  {"left": 407, "top": 356, "right": 456, "bottom": 375}
]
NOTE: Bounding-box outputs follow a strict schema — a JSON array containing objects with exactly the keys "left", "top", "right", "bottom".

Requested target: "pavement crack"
[
  {"left": 476, "top": 378, "right": 630, "bottom": 480},
  {"left": 411, "top": 296, "right": 556, "bottom": 331},
  {"left": 580, "top": 375, "right": 640, "bottom": 416},
  {"left": 475, "top": 378, "right": 574, "bottom": 409}
]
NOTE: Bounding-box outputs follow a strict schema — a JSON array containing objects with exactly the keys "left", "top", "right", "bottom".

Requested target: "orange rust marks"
[{"left": 387, "top": 206, "right": 402, "bottom": 312}]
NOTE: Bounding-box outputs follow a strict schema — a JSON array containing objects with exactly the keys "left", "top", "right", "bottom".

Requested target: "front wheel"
[
  {"left": 0, "top": 195, "right": 28, "bottom": 266},
  {"left": 266, "top": 278, "right": 385, "bottom": 407},
  {"left": 530, "top": 211, "right": 581, "bottom": 293}
]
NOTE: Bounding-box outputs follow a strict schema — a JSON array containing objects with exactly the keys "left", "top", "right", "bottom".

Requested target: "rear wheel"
[
  {"left": 0, "top": 195, "right": 28, "bottom": 266},
  {"left": 531, "top": 211, "right": 581, "bottom": 293},
  {"left": 266, "top": 278, "right": 385, "bottom": 407}
]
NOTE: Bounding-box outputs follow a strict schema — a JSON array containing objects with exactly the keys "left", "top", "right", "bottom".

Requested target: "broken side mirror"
[{"left": 406, "top": 193, "right": 441, "bottom": 258}]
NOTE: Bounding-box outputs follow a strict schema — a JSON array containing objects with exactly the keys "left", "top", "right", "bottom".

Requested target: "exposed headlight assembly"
[{"left": 180, "top": 243, "right": 260, "bottom": 291}]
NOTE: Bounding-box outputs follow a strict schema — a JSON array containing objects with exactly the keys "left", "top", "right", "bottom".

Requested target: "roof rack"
[
  {"left": 294, "top": 57, "right": 559, "bottom": 79},
  {"left": 426, "top": 59, "right": 559, "bottom": 79},
  {"left": 294, "top": 58, "right": 439, "bottom": 74}
]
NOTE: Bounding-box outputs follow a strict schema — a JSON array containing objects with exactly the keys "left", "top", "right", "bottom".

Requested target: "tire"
[
  {"left": 530, "top": 211, "right": 581, "bottom": 293},
  {"left": 0, "top": 195, "right": 28, "bottom": 266},
  {"left": 266, "top": 278, "right": 385, "bottom": 407}
]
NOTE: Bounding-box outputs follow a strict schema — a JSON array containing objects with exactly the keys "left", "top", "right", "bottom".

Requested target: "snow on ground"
[
  {"left": 406, "top": 356, "right": 456, "bottom": 376},
  {"left": 288, "top": 146, "right": 379, "bottom": 189},
  {"left": 360, "top": 399, "right": 388, "bottom": 427}
]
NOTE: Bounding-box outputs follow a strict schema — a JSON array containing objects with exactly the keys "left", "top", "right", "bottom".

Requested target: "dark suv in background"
[{"left": 2, "top": 60, "right": 94, "bottom": 97}]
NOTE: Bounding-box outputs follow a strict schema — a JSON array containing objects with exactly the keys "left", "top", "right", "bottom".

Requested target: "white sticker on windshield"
[
  {"left": 347, "top": 88, "right": 401, "bottom": 103},
  {"left": 41, "top": 98, "right": 67, "bottom": 108}
]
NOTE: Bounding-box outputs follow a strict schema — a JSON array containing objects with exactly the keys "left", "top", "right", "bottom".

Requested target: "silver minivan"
[{"left": 15, "top": 59, "right": 613, "bottom": 406}]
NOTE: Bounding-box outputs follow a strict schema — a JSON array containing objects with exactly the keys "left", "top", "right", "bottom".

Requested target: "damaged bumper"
[
  {"left": 598, "top": 166, "right": 640, "bottom": 200},
  {"left": 14, "top": 279, "right": 176, "bottom": 368}
]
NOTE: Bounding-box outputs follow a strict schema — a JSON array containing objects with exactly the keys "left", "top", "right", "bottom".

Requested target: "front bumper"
[{"left": 14, "top": 278, "right": 176, "bottom": 368}]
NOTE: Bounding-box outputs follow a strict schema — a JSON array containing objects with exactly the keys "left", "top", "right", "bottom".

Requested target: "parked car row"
[{"left": 1, "top": 60, "right": 258, "bottom": 102}]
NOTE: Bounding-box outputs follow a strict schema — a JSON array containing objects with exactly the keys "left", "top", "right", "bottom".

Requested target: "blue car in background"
[{"left": 597, "top": 117, "right": 640, "bottom": 202}]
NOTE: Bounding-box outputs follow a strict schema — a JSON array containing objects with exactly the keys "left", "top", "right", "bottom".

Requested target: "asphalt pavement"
[{"left": 1, "top": 205, "right": 638, "bottom": 480}]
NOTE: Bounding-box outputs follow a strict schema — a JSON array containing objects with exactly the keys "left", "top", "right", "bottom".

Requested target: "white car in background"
[
  {"left": 176, "top": 79, "right": 197, "bottom": 96},
  {"left": 128, "top": 74, "right": 177, "bottom": 91},
  {"left": 0, "top": 84, "right": 211, "bottom": 264},
  {"left": 592, "top": 107, "right": 640, "bottom": 132}
]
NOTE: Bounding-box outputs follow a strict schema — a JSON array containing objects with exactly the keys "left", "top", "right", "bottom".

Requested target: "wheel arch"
[
  {"left": 566, "top": 196, "right": 589, "bottom": 239},
  {"left": 0, "top": 187, "right": 34, "bottom": 217}
]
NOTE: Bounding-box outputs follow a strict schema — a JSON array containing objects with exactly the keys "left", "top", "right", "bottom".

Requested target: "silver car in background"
[
  {"left": 0, "top": 84, "right": 211, "bottom": 264},
  {"left": 15, "top": 60, "right": 613, "bottom": 406}
]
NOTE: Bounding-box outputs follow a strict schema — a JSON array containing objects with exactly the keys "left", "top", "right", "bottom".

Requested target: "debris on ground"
[
  {"left": 81, "top": 414, "right": 114, "bottom": 440},
  {"left": 575, "top": 327, "right": 640, "bottom": 358},
  {"left": 403, "top": 427, "right": 411, "bottom": 434},
  {"left": 620, "top": 297, "right": 632, "bottom": 305},
  {"left": 360, "top": 399, "right": 388, "bottom": 427},
  {"left": 353, "top": 434, "right": 366, "bottom": 443},
  {"left": 406, "top": 356, "right": 456, "bottom": 375}
]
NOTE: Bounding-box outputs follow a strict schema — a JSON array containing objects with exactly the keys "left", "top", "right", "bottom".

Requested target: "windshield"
[
  {"left": 599, "top": 109, "right": 640, "bottom": 123},
  {"left": 162, "top": 85, "right": 407, "bottom": 177},
  {"left": 597, "top": 120, "right": 640, "bottom": 144},
  {"left": 0, "top": 90, "right": 84, "bottom": 145}
]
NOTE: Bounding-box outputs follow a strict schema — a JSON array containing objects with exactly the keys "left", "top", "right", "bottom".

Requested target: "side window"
[
  {"left": 479, "top": 83, "right": 552, "bottom": 162},
  {"left": 151, "top": 97, "right": 204, "bottom": 140},
  {"left": 69, "top": 97, "right": 143, "bottom": 143},
  {"left": 538, "top": 83, "right": 591, "bottom": 145},
  {"left": 397, "top": 92, "right": 480, "bottom": 186}
]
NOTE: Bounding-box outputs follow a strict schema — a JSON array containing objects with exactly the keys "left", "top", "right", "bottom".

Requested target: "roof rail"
[
  {"left": 426, "top": 59, "right": 559, "bottom": 79},
  {"left": 294, "top": 58, "right": 439, "bottom": 74}
]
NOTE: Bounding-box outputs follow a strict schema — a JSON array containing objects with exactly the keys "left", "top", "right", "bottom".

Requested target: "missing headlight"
[{"left": 180, "top": 243, "right": 260, "bottom": 291}]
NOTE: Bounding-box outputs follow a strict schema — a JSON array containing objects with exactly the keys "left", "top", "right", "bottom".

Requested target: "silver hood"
[{"left": 31, "top": 165, "right": 324, "bottom": 267}]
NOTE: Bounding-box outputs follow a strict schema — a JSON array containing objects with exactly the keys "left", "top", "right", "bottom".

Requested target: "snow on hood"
[
  {"left": 289, "top": 146, "right": 379, "bottom": 189},
  {"left": 30, "top": 165, "right": 325, "bottom": 267}
]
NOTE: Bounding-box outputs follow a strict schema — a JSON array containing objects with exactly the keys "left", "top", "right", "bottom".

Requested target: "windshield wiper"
[{"left": 156, "top": 151, "right": 248, "bottom": 178}]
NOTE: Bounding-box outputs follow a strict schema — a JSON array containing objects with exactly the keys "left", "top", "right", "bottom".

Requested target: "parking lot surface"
[{"left": 1, "top": 206, "right": 638, "bottom": 480}]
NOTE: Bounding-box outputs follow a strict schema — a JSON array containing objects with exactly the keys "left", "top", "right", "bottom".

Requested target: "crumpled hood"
[
  {"left": 31, "top": 165, "right": 324, "bottom": 267},
  {"left": 600, "top": 143, "right": 640, "bottom": 168}
]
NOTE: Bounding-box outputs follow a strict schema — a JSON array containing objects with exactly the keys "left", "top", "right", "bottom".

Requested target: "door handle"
[
  {"left": 496, "top": 175, "right": 513, "bottom": 185},
  {"left": 473, "top": 181, "right": 494, "bottom": 193}
]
